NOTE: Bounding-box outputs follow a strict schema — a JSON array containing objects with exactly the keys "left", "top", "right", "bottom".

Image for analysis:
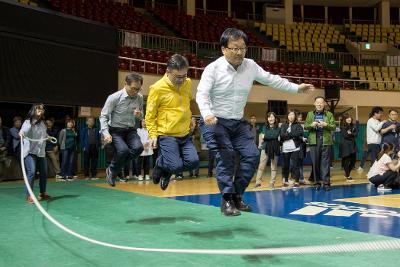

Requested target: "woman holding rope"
[{"left": 19, "top": 103, "right": 54, "bottom": 203}]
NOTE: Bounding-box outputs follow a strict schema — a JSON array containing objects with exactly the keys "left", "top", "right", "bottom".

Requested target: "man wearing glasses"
[
  {"left": 196, "top": 28, "right": 314, "bottom": 216},
  {"left": 146, "top": 54, "right": 199, "bottom": 190},
  {"left": 100, "top": 73, "right": 144, "bottom": 186}
]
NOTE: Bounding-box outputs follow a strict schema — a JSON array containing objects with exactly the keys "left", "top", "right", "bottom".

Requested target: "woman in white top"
[
  {"left": 137, "top": 120, "right": 153, "bottom": 181},
  {"left": 19, "top": 103, "right": 51, "bottom": 203},
  {"left": 367, "top": 142, "right": 400, "bottom": 191},
  {"left": 280, "top": 109, "right": 304, "bottom": 188}
]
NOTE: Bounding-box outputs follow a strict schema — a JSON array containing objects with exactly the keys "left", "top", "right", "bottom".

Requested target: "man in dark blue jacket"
[
  {"left": 80, "top": 117, "right": 101, "bottom": 179},
  {"left": 0, "top": 116, "right": 11, "bottom": 177}
]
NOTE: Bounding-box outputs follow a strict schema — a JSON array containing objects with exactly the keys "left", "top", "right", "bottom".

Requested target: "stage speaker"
[
  {"left": 325, "top": 84, "right": 340, "bottom": 101},
  {"left": 267, "top": 100, "right": 287, "bottom": 115}
]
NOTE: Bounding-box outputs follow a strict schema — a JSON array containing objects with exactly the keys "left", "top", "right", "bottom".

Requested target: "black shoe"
[
  {"left": 106, "top": 167, "right": 115, "bottom": 187},
  {"left": 221, "top": 198, "right": 241, "bottom": 216},
  {"left": 160, "top": 174, "right": 171, "bottom": 190},
  {"left": 152, "top": 165, "right": 163, "bottom": 184},
  {"left": 207, "top": 173, "right": 213, "bottom": 178},
  {"left": 232, "top": 194, "right": 252, "bottom": 212},
  {"left": 314, "top": 183, "right": 321, "bottom": 190},
  {"left": 323, "top": 184, "right": 331, "bottom": 191}
]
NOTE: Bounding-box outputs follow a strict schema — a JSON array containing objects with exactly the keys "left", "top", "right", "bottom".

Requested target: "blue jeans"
[
  {"left": 199, "top": 117, "right": 260, "bottom": 195},
  {"left": 61, "top": 148, "right": 75, "bottom": 177},
  {"left": 109, "top": 127, "right": 143, "bottom": 178},
  {"left": 24, "top": 154, "right": 47, "bottom": 196},
  {"left": 156, "top": 135, "right": 199, "bottom": 175}
]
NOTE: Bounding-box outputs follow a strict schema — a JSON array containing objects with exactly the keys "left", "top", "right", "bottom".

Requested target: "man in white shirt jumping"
[{"left": 196, "top": 28, "right": 314, "bottom": 216}]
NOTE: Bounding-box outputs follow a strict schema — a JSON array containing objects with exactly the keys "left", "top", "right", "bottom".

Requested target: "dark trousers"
[
  {"left": 360, "top": 150, "right": 368, "bottom": 168},
  {"left": 109, "top": 127, "right": 143, "bottom": 178},
  {"left": 283, "top": 150, "right": 301, "bottom": 182},
  {"left": 343, "top": 153, "right": 356, "bottom": 177},
  {"left": 368, "top": 144, "right": 381, "bottom": 164},
  {"left": 83, "top": 144, "right": 98, "bottom": 177},
  {"left": 104, "top": 143, "right": 114, "bottom": 167},
  {"left": 24, "top": 154, "right": 47, "bottom": 196},
  {"left": 199, "top": 117, "right": 260, "bottom": 195},
  {"left": 370, "top": 170, "right": 399, "bottom": 187},
  {"left": 156, "top": 135, "right": 199, "bottom": 176},
  {"left": 290, "top": 156, "right": 304, "bottom": 181},
  {"left": 189, "top": 152, "right": 200, "bottom": 176},
  {"left": 207, "top": 150, "right": 215, "bottom": 176},
  {"left": 137, "top": 155, "right": 151, "bottom": 175},
  {"left": 61, "top": 148, "right": 75, "bottom": 177},
  {"left": 309, "top": 137, "right": 331, "bottom": 185}
]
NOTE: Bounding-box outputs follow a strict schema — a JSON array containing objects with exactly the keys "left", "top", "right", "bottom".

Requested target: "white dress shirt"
[{"left": 196, "top": 56, "right": 299, "bottom": 120}]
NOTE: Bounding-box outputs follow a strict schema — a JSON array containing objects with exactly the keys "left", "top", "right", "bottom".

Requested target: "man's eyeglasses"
[{"left": 225, "top": 47, "right": 247, "bottom": 53}]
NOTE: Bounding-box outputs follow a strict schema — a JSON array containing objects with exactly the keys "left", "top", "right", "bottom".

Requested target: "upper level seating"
[
  {"left": 345, "top": 24, "right": 400, "bottom": 45},
  {"left": 255, "top": 22, "right": 345, "bottom": 52},
  {"left": 342, "top": 65, "right": 400, "bottom": 90},
  {"left": 152, "top": 8, "right": 264, "bottom": 46},
  {"left": 49, "top": 0, "right": 161, "bottom": 34},
  {"left": 118, "top": 46, "right": 204, "bottom": 79},
  {"left": 256, "top": 61, "right": 349, "bottom": 88}
]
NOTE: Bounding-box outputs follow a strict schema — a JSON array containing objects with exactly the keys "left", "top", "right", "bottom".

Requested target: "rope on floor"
[{"left": 21, "top": 136, "right": 400, "bottom": 255}]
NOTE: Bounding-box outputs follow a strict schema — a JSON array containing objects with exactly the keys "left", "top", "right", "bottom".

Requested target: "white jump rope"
[{"left": 20, "top": 136, "right": 400, "bottom": 255}]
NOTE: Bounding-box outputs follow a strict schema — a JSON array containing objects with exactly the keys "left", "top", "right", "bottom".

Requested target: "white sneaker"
[
  {"left": 357, "top": 167, "right": 363, "bottom": 172},
  {"left": 377, "top": 185, "right": 392, "bottom": 192},
  {"left": 145, "top": 175, "right": 150, "bottom": 181},
  {"left": 132, "top": 175, "right": 138, "bottom": 180},
  {"left": 138, "top": 175, "right": 144, "bottom": 181}
]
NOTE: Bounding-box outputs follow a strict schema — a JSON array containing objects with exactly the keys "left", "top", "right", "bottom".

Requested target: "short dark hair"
[
  {"left": 220, "top": 28, "right": 248, "bottom": 48},
  {"left": 369, "top": 106, "right": 384, "bottom": 118},
  {"left": 314, "top": 96, "right": 326, "bottom": 102},
  {"left": 125, "top": 73, "right": 143, "bottom": 86},
  {"left": 250, "top": 114, "right": 256, "bottom": 118},
  {"left": 13, "top": 116, "right": 22, "bottom": 122},
  {"left": 167, "top": 54, "right": 189, "bottom": 71}
]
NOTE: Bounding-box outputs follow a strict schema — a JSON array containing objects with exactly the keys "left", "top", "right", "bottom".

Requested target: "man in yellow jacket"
[{"left": 145, "top": 54, "right": 199, "bottom": 190}]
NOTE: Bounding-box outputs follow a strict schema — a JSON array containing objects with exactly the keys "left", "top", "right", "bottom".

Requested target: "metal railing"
[
  {"left": 117, "top": 23, "right": 400, "bottom": 68},
  {"left": 119, "top": 57, "right": 400, "bottom": 92},
  {"left": 245, "top": 13, "right": 264, "bottom": 27},
  {"left": 195, "top": 8, "right": 230, "bottom": 17},
  {"left": 293, "top": 17, "right": 330, "bottom": 24},
  {"left": 343, "top": 19, "right": 379, "bottom": 25},
  {"left": 118, "top": 29, "right": 198, "bottom": 55},
  {"left": 144, "top": 0, "right": 178, "bottom": 11},
  {"left": 118, "top": 56, "right": 204, "bottom": 78}
]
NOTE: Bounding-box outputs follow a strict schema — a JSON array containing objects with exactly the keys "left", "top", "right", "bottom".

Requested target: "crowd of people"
[{"left": 1, "top": 28, "right": 399, "bottom": 216}]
